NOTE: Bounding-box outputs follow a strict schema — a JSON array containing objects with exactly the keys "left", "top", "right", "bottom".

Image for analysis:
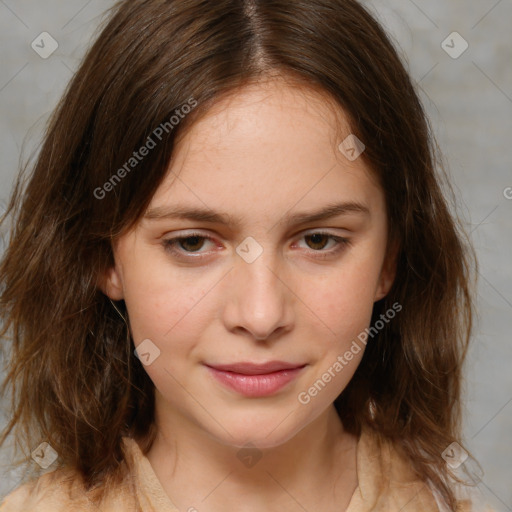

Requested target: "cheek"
[
  {"left": 298, "top": 253, "right": 382, "bottom": 341},
  {"left": 120, "top": 251, "right": 213, "bottom": 345}
]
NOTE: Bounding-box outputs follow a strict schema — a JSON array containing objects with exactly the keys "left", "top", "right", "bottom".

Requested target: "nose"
[{"left": 222, "top": 246, "right": 292, "bottom": 341}]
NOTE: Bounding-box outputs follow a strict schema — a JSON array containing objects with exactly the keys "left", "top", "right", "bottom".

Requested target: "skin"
[{"left": 102, "top": 77, "right": 397, "bottom": 512}]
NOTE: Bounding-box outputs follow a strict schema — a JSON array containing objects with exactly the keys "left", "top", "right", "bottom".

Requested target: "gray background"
[{"left": 0, "top": 0, "right": 511, "bottom": 509}]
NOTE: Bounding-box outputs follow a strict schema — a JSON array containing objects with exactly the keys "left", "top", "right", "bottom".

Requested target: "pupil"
[
  {"left": 308, "top": 234, "right": 327, "bottom": 250},
  {"left": 181, "top": 236, "right": 203, "bottom": 251}
]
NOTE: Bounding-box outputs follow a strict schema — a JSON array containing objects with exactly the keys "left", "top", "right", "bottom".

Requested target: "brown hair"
[{"left": 1, "top": 0, "right": 477, "bottom": 508}]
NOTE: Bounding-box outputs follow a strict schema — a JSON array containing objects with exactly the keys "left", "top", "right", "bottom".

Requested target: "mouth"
[{"left": 204, "top": 361, "right": 307, "bottom": 397}]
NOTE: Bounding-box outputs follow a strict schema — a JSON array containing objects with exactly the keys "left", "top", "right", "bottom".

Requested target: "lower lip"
[{"left": 206, "top": 366, "right": 305, "bottom": 397}]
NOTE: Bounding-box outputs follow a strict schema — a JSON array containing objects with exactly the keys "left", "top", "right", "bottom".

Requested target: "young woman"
[{"left": 0, "top": 0, "right": 489, "bottom": 510}]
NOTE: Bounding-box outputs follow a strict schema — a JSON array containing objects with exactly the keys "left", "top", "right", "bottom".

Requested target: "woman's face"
[{"left": 103, "top": 78, "right": 395, "bottom": 449}]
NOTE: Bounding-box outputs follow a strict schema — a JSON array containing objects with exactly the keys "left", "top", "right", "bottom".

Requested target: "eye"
[
  {"left": 296, "top": 231, "right": 350, "bottom": 259},
  {"left": 162, "top": 232, "right": 216, "bottom": 258},
  {"left": 162, "top": 230, "right": 350, "bottom": 261}
]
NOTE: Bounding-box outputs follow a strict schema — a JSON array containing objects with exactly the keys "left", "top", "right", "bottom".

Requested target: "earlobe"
[
  {"left": 374, "top": 237, "right": 400, "bottom": 302},
  {"left": 98, "top": 265, "right": 124, "bottom": 301},
  {"left": 374, "top": 268, "right": 395, "bottom": 301}
]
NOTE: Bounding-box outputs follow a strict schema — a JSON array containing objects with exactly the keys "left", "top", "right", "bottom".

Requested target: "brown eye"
[
  {"left": 305, "top": 233, "right": 330, "bottom": 250},
  {"left": 296, "top": 232, "right": 351, "bottom": 260},
  {"left": 163, "top": 233, "right": 215, "bottom": 258},
  {"left": 178, "top": 236, "right": 205, "bottom": 252}
]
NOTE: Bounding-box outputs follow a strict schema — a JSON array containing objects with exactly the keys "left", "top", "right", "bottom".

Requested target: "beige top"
[{"left": 0, "top": 427, "right": 483, "bottom": 511}]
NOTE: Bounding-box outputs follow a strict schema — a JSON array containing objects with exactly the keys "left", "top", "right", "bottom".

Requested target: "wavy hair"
[{"left": 0, "top": 0, "right": 476, "bottom": 508}]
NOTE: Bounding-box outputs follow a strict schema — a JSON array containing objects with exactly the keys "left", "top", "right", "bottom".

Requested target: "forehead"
[
  {"left": 146, "top": 78, "right": 384, "bottom": 226},
  {"left": 175, "top": 77, "right": 349, "bottom": 152}
]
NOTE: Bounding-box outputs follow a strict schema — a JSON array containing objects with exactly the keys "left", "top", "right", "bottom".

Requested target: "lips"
[
  {"left": 207, "top": 361, "right": 306, "bottom": 375},
  {"left": 205, "top": 361, "right": 307, "bottom": 397}
]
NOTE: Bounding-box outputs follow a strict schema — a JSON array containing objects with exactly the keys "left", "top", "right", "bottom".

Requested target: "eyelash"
[{"left": 162, "top": 231, "right": 350, "bottom": 261}]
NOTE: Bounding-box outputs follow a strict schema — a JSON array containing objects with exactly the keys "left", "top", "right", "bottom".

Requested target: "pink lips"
[{"left": 205, "top": 361, "right": 306, "bottom": 397}]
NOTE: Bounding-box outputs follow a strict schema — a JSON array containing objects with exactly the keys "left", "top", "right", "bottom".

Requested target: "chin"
[{"left": 204, "top": 408, "right": 309, "bottom": 449}]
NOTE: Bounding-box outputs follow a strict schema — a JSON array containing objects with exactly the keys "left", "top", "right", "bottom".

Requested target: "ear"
[
  {"left": 374, "top": 236, "right": 400, "bottom": 302},
  {"left": 98, "top": 264, "right": 124, "bottom": 301}
]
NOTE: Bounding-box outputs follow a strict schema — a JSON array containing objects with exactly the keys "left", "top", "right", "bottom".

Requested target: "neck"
[{"left": 145, "top": 394, "right": 359, "bottom": 512}]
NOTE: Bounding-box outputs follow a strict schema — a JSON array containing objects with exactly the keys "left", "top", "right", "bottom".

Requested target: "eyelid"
[
  {"left": 162, "top": 231, "right": 217, "bottom": 257},
  {"left": 294, "top": 230, "right": 351, "bottom": 259}
]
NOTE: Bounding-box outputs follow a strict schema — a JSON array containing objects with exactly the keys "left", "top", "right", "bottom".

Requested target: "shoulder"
[
  {"left": 356, "top": 426, "right": 492, "bottom": 512},
  {"left": 351, "top": 426, "right": 440, "bottom": 511},
  {"left": 0, "top": 466, "right": 134, "bottom": 512},
  {"left": 1, "top": 468, "right": 90, "bottom": 511}
]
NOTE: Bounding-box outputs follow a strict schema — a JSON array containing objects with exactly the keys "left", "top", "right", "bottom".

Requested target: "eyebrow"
[{"left": 144, "top": 201, "right": 370, "bottom": 228}]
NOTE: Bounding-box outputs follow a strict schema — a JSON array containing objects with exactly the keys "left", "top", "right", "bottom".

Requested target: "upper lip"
[{"left": 206, "top": 361, "right": 306, "bottom": 375}]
